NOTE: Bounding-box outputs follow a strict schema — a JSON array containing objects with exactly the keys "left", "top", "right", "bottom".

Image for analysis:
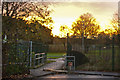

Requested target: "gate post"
[
  {"left": 67, "top": 33, "right": 72, "bottom": 56},
  {"left": 112, "top": 36, "right": 115, "bottom": 71},
  {"left": 30, "top": 41, "right": 32, "bottom": 67}
]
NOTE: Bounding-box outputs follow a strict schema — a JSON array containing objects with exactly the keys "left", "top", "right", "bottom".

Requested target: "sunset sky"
[
  {"left": 48, "top": 1, "right": 118, "bottom": 37},
  {"left": 1, "top": 0, "right": 119, "bottom": 37}
]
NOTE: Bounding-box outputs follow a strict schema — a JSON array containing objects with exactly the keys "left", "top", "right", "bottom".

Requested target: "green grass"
[
  {"left": 46, "top": 60, "right": 56, "bottom": 64},
  {"left": 47, "top": 52, "right": 66, "bottom": 59}
]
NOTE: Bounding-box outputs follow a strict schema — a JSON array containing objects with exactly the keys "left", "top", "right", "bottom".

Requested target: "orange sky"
[
  {"left": 1, "top": 1, "right": 118, "bottom": 37},
  {"left": 48, "top": 1, "right": 118, "bottom": 37}
]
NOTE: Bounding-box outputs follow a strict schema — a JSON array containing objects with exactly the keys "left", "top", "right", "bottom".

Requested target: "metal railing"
[{"left": 34, "top": 53, "right": 47, "bottom": 68}]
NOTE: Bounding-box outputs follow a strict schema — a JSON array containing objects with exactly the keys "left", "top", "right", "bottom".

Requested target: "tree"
[
  {"left": 111, "top": 12, "right": 120, "bottom": 35},
  {"left": 60, "top": 25, "right": 72, "bottom": 37},
  {"left": 98, "top": 31, "right": 111, "bottom": 45},
  {"left": 2, "top": 2, "right": 53, "bottom": 26},
  {"left": 2, "top": 2, "right": 50, "bottom": 18},
  {"left": 2, "top": 2, "right": 53, "bottom": 43},
  {"left": 2, "top": 16, "right": 52, "bottom": 43},
  {"left": 111, "top": 12, "right": 120, "bottom": 47},
  {"left": 72, "top": 13, "right": 100, "bottom": 39}
]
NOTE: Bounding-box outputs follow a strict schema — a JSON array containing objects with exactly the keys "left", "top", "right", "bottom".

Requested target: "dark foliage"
[{"left": 68, "top": 50, "right": 89, "bottom": 67}]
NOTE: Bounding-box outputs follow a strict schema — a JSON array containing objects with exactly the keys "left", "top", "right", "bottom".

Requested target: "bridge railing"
[{"left": 33, "top": 53, "right": 47, "bottom": 68}]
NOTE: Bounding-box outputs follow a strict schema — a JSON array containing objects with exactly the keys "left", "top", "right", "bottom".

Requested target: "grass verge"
[{"left": 47, "top": 52, "right": 66, "bottom": 59}]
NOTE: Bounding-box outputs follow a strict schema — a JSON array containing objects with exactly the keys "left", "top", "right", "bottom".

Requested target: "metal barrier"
[
  {"left": 34, "top": 53, "right": 47, "bottom": 68},
  {"left": 2, "top": 40, "right": 48, "bottom": 78},
  {"left": 65, "top": 56, "right": 75, "bottom": 71}
]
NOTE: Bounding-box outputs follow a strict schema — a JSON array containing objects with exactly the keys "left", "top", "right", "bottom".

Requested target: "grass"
[
  {"left": 47, "top": 60, "right": 56, "bottom": 64},
  {"left": 47, "top": 52, "right": 66, "bottom": 59}
]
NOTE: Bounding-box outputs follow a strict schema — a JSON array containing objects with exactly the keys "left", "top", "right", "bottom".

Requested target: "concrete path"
[
  {"left": 41, "top": 74, "right": 120, "bottom": 79},
  {"left": 43, "top": 69, "right": 120, "bottom": 77},
  {"left": 74, "top": 71, "right": 120, "bottom": 77},
  {"left": 30, "top": 58, "right": 65, "bottom": 77}
]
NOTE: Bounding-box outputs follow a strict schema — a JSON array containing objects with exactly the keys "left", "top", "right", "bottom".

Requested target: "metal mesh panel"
[{"left": 2, "top": 41, "right": 30, "bottom": 78}]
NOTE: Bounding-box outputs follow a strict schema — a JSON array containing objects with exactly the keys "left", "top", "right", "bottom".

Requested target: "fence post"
[
  {"left": 67, "top": 33, "right": 69, "bottom": 56},
  {"left": 67, "top": 33, "right": 72, "bottom": 56},
  {"left": 30, "top": 41, "right": 32, "bottom": 67},
  {"left": 112, "top": 36, "right": 115, "bottom": 71},
  {"left": 99, "top": 46, "right": 101, "bottom": 56}
]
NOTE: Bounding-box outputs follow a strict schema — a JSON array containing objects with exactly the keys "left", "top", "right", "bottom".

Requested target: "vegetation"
[
  {"left": 47, "top": 52, "right": 66, "bottom": 59},
  {"left": 2, "top": 2, "right": 53, "bottom": 43},
  {"left": 2, "top": 42, "right": 29, "bottom": 78},
  {"left": 2, "top": 2, "right": 120, "bottom": 79},
  {"left": 2, "top": 2, "right": 53, "bottom": 79},
  {"left": 2, "top": 16, "right": 52, "bottom": 43},
  {"left": 2, "top": 2, "right": 52, "bottom": 21},
  {"left": 60, "top": 25, "right": 72, "bottom": 37},
  {"left": 71, "top": 13, "right": 100, "bottom": 39}
]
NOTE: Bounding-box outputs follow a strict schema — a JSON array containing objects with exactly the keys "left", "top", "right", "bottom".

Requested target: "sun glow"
[
  {"left": 99, "top": 21, "right": 110, "bottom": 31},
  {"left": 99, "top": 20, "right": 118, "bottom": 34},
  {"left": 23, "top": 2, "right": 118, "bottom": 38},
  {"left": 49, "top": 2, "right": 118, "bottom": 37},
  {"left": 51, "top": 17, "right": 76, "bottom": 37}
]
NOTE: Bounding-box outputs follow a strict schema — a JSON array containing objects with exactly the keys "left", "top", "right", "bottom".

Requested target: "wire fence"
[
  {"left": 73, "top": 44, "right": 120, "bottom": 72},
  {"left": 46, "top": 36, "right": 120, "bottom": 72},
  {"left": 2, "top": 40, "right": 48, "bottom": 78},
  {"left": 2, "top": 41, "right": 30, "bottom": 78}
]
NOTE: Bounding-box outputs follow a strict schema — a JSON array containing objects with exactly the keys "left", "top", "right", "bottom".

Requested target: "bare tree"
[
  {"left": 2, "top": 2, "right": 52, "bottom": 19},
  {"left": 111, "top": 12, "right": 120, "bottom": 34}
]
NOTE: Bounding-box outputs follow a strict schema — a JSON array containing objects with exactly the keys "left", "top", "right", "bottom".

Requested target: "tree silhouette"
[
  {"left": 60, "top": 25, "right": 72, "bottom": 37},
  {"left": 2, "top": 2, "right": 53, "bottom": 43},
  {"left": 2, "top": 2, "right": 51, "bottom": 18},
  {"left": 2, "top": 16, "right": 52, "bottom": 43},
  {"left": 110, "top": 12, "right": 120, "bottom": 47},
  {"left": 2, "top": 2, "right": 53, "bottom": 26},
  {"left": 72, "top": 13, "right": 100, "bottom": 39},
  {"left": 111, "top": 12, "right": 120, "bottom": 34},
  {"left": 98, "top": 31, "right": 111, "bottom": 45}
]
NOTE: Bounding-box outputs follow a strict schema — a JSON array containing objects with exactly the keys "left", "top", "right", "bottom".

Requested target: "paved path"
[
  {"left": 29, "top": 57, "right": 120, "bottom": 79},
  {"left": 43, "top": 69, "right": 120, "bottom": 77},
  {"left": 30, "top": 58, "right": 65, "bottom": 77},
  {"left": 74, "top": 71, "right": 120, "bottom": 77},
  {"left": 41, "top": 74, "right": 120, "bottom": 79}
]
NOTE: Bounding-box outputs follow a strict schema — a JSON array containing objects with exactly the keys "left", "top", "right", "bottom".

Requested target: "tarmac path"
[{"left": 30, "top": 58, "right": 65, "bottom": 77}]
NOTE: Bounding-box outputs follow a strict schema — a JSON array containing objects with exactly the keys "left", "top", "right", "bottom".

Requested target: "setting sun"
[{"left": 51, "top": 17, "right": 75, "bottom": 37}]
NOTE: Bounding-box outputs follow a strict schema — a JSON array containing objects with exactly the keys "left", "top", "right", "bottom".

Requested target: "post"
[
  {"left": 112, "top": 36, "right": 115, "bottom": 71},
  {"left": 82, "top": 21, "right": 85, "bottom": 53},
  {"left": 99, "top": 46, "right": 101, "bottom": 56},
  {"left": 67, "top": 33, "right": 72, "bottom": 56},
  {"left": 30, "top": 41, "right": 32, "bottom": 67},
  {"left": 74, "top": 56, "right": 75, "bottom": 70},
  {"left": 67, "top": 33, "right": 69, "bottom": 56}
]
